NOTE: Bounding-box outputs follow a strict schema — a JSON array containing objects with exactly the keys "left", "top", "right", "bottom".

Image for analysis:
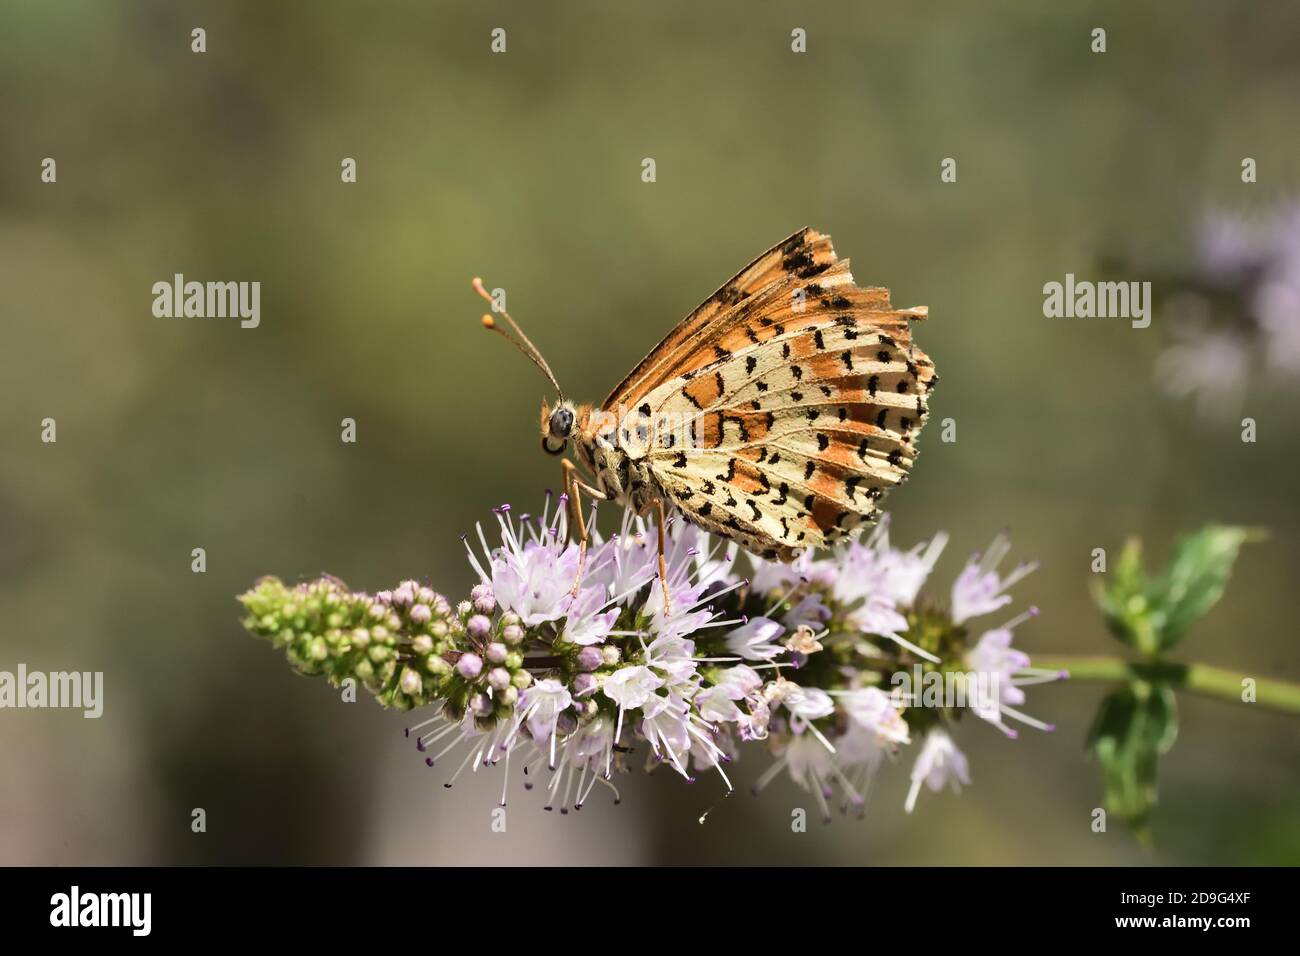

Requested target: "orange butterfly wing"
[
  {"left": 618, "top": 229, "right": 935, "bottom": 559},
  {"left": 603, "top": 227, "right": 902, "bottom": 412}
]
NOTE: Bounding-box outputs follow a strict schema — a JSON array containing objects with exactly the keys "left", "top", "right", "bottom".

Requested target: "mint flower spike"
[
  {"left": 239, "top": 495, "right": 1057, "bottom": 820},
  {"left": 237, "top": 575, "right": 456, "bottom": 711}
]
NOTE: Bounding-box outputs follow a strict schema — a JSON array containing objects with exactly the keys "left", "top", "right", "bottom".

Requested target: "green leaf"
[
  {"left": 1095, "top": 526, "right": 1261, "bottom": 656},
  {"left": 1096, "top": 538, "right": 1159, "bottom": 654},
  {"left": 1155, "top": 526, "right": 1261, "bottom": 650},
  {"left": 1086, "top": 681, "right": 1178, "bottom": 837}
]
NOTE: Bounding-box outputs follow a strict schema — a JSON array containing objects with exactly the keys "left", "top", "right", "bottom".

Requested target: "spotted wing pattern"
[
  {"left": 634, "top": 248, "right": 936, "bottom": 560},
  {"left": 602, "top": 227, "right": 919, "bottom": 412}
]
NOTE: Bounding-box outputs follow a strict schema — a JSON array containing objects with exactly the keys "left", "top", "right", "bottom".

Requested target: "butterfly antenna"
[{"left": 472, "top": 277, "right": 565, "bottom": 399}]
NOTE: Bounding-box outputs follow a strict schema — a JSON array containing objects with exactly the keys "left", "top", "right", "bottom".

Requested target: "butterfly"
[{"left": 474, "top": 226, "right": 936, "bottom": 604}]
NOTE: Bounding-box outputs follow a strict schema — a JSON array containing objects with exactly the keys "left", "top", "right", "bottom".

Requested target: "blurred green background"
[{"left": 2, "top": 0, "right": 1298, "bottom": 865}]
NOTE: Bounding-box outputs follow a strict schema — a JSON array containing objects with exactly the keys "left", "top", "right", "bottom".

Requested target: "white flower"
[
  {"left": 824, "top": 524, "right": 943, "bottom": 660},
  {"left": 695, "top": 541, "right": 742, "bottom": 590},
  {"left": 644, "top": 633, "right": 700, "bottom": 696},
  {"left": 696, "top": 665, "right": 763, "bottom": 723},
  {"left": 1154, "top": 313, "right": 1251, "bottom": 421},
  {"left": 565, "top": 717, "right": 615, "bottom": 767},
  {"left": 642, "top": 578, "right": 713, "bottom": 642},
  {"left": 639, "top": 693, "right": 693, "bottom": 776},
  {"left": 725, "top": 617, "right": 786, "bottom": 661},
  {"left": 784, "top": 733, "right": 836, "bottom": 788},
  {"left": 584, "top": 512, "right": 658, "bottom": 604},
  {"left": 750, "top": 549, "right": 837, "bottom": 593},
  {"left": 696, "top": 685, "right": 744, "bottom": 723},
  {"left": 831, "top": 521, "right": 943, "bottom": 610},
  {"left": 538, "top": 717, "right": 623, "bottom": 811},
  {"left": 847, "top": 596, "right": 910, "bottom": 641},
  {"left": 559, "top": 586, "right": 619, "bottom": 646},
  {"left": 950, "top": 533, "right": 1037, "bottom": 625},
  {"left": 1256, "top": 275, "right": 1300, "bottom": 376},
  {"left": 490, "top": 538, "right": 579, "bottom": 627},
  {"left": 777, "top": 734, "right": 871, "bottom": 821},
  {"left": 880, "top": 531, "right": 949, "bottom": 607},
  {"left": 462, "top": 501, "right": 584, "bottom": 627},
  {"left": 785, "top": 685, "right": 835, "bottom": 721},
  {"left": 840, "top": 687, "right": 910, "bottom": 746},
  {"left": 782, "top": 684, "right": 835, "bottom": 739},
  {"left": 601, "top": 665, "right": 663, "bottom": 710},
  {"left": 833, "top": 723, "right": 888, "bottom": 776},
  {"left": 690, "top": 725, "right": 736, "bottom": 772},
  {"left": 904, "top": 729, "right": 970, "bottom": 813},
  {"left": 516, "top": 678, "right": 573, "bottom": 769}
]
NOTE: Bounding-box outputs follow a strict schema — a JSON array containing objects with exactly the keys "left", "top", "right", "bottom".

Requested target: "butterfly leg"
[
  {"left": 561, "top": 460, "right": 606, "bottom": 596},
  {"left": 654, "top": 497, "right": 671, "bottom": 615}
]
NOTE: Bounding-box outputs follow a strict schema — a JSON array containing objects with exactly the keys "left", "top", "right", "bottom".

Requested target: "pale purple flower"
[
  {"left": 584, "top": 513, "right": 658, "bottom": 604},
  {"left": 695, "top": 540, "right": 743, "bottom": 590},
  {"left": 575, "top": 646, "right": 603, "bottom": 672},
  {"left": 749, "top": 549, "right": 836, "bottom": 593},
  {"left": 696, "top": 664, "right": 763, "bottom": 723},
  {"left": 725, "top": 617, "right": 786, "bottom": 661},
  {"left": 779, "top": 682, "right": 835, "bottom": 735},
  {"left": 1195, "top": 208, "right": 1270, "bottom": 285},
  {"left": 846, "top": 596, "right": 910, "bottom": 643},
  {"left": 638, "top": 693, "right": 693, "bottom": 776},
  {"left": 963, "top": 609, "right": 1057, "bottom": 737},
  {"left": 839, "top": 687, "right": 910, "bottom": 746},
  {"left": 644, "top": 633, "right": 701, "bottom": 695},
  {"left": 950, "top": 533, "right": 1037, "bottom": 625},
  {"left": 392, "top": 493, "right": 1054, "bottom": 819},
  {"left": 489, "top": 540, "right": 578, "bottom": 627},
  {"left": 1158, "top": 203, "right": 1300, "bottom": 415},
  {"left": 559, "top": 586, "right": 619, "bottom": 646},
  {"left": 456, "top": 652, "right": 483, "bottom": 680},
  {"left": 904, "top": 729, "right": 970, "bottom": 813},
  {"left": 1257, "top": 275, "right": 1300, "bottom": 376},
  {"left": 464, "top": 500, "right": 579, "bottom": 626},
  {"left": 879, "top": 531, "right": 949, "bottom": 607},
  {"left": 642, "top": 578, "right": 713, "bottom": 642},
  {"left": 559, "top": 717, "right": 617, "bottom": 787},
  {"left": 690, "top": 725, "right": 736, "bottom": 773},
  {"left": 517, "top": 678, "right": 573, "bottom": 767},
  {"left": 470, "top": 583, "right": 496, "bottom": 615},
  {"left": 784, "top": 734, "right": 837, "bottom": 795},
  {"left": 782, "top": 593, "right": 831, "bottom": 632}
]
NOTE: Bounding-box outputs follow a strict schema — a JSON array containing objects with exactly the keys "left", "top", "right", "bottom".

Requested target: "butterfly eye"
[{"left": 549, "top": 406, "right": 575, "bottom": 439}]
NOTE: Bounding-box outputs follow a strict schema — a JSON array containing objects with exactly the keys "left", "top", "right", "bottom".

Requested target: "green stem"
[{"left": 1034, "top": 654, "right": 1300, "bottom": 716}]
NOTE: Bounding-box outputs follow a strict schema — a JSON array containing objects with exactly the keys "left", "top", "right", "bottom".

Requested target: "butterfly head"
[{"left": 540, "top": 399, "right": 576, "bottom": 455}]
